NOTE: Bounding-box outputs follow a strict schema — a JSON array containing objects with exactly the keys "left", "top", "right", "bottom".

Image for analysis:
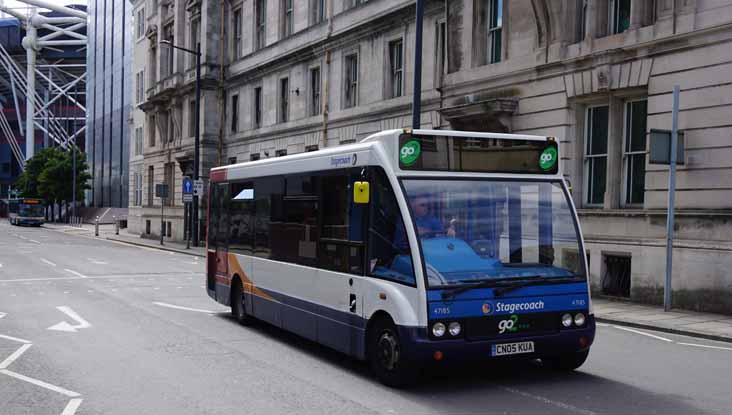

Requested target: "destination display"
[{"left": 398, "top": 134, "right": 559, "bottom": 175}]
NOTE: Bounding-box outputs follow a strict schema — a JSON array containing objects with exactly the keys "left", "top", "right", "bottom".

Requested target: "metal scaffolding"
[{"left": 0, "top": 0, "right": 87, "bottom": 169}]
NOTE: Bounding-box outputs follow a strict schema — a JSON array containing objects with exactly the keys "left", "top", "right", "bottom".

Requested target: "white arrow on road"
[
  {"left": 0, "top": 312, "right": 6, "bottom": 319},
  {"left": 47, "top": 306, "right": 91, "bottom": 333}
]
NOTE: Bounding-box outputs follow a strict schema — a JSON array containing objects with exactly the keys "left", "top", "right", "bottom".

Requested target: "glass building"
[{"left": 86, "top": 0, "right": 132, "bottom": 207}]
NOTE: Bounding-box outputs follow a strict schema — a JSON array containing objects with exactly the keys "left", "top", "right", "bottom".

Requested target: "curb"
[
  {"left": 595, "top": 316, "right": 732, "bottom": 344},
  {"left": 105, "top": 237, "right": 206, "bottom": 258}
]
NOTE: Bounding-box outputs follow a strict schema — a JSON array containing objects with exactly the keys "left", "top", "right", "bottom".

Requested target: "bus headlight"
[
  {"left": 574, "top": 313, "right": 586, "bottom": 327},
  {"left": 432, "top": 322, "right": 446, "bottom": 337},
  {"left": 561, "top": 313, "right": 573, "bottom": 328},
  {"left": 448, "top": 322, "right": 461, "bottom": 337}
]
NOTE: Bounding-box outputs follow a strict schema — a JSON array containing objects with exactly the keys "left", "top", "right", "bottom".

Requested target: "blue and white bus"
[
  {"left": 8, "top": 198, "right": 45, "bottom": 226},
  {"left": 206, "top": 129, "right": 594, "bottom": 386}
]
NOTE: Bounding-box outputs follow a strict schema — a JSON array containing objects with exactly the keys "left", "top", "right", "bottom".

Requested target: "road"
[{"left": 1, "top": 221, "right": 731, "bottom": 415}]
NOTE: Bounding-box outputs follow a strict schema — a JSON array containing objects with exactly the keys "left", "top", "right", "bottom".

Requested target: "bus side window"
[
  {"left": 254, "top": 176, "right": 285, "bottom": 259},
  {"left": 230, "top": 182, "right": 255, "bottom": 255},
  {"left": 367, "top": 168, "right": 415, "bottom": 285}
]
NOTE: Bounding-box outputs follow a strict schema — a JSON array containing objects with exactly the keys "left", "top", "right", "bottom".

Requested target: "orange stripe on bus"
[{"left": 227, "top": 254, "right": 275, "bottom": 301}]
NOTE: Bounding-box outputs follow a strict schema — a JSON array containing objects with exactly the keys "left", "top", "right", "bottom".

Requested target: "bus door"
[{"left": 315, "top": 170, "right": 368, "bottom": 356}]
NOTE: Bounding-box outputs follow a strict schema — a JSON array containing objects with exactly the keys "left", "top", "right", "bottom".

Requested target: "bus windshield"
[
  {"left": 18, "top": 203, "right": 45, "bottom": 217},
  {"left": 401, "top": 179, "right": 585, "bottom": 288}
]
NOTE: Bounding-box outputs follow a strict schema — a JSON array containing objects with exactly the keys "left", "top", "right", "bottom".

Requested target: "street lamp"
[{"left": 160, "top": 39, "right": 202, "bottom": 246}]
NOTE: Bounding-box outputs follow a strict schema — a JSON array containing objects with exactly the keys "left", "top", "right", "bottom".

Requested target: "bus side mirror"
[{"left": 354, "top": 181, "right": 370, "bottom": 204}]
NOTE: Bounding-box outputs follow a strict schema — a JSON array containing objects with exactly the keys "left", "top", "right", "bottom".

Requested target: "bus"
[
  {"left": 8, "top": 198, "right": 45, "bottom": 226},
  {"left": 206, "top": 129, "right": 594, "bottom": 386}
]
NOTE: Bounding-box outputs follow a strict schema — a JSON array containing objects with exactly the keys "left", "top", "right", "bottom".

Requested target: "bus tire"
[
  {"left": 367, "top": 318, "right": 417, "bottom": 388},
  {"left": 543, "top": 350, "right": 590, "bottom": 371},
  {"left": 230, "top": 278, "right": 253, "bottom": 325}
]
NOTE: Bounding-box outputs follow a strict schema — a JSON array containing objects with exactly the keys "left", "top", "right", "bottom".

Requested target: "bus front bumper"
[{"left": 399, "top": 315, "right": 595, "bottom": 363}]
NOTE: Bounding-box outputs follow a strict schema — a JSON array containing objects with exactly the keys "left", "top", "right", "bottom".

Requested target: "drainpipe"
[
  {"left": 217, "top": 0, "right": 228, "bottom": 166},
  {"left": 672, "top": 0, "right": 677, "bottom": 35},
  {"left": 322, "top": 50, "right": 330, "bottom": 149}
]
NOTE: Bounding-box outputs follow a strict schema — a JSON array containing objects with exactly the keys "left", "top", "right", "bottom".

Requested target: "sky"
[{"left": 0, "top": 0, "right": 86, "bottom": 18}]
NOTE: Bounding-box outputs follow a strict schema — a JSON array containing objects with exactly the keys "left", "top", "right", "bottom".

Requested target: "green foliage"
[{"left": 16, "top": 147, "right": 91, "bottom": 202}]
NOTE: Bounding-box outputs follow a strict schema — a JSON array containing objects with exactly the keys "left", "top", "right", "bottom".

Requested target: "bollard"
[
  {"left": 95, "top": 216, "right": 99, "bottom": 236},
  {"left": 114, "top": 216, "right": 119, "bottom": 235}
]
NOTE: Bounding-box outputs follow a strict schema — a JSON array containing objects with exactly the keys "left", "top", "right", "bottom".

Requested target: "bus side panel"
[{"left": 361, "top": 279, "right": 422, "bottom": 328}]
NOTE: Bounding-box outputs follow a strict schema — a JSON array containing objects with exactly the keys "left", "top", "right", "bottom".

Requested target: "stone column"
[{"left": 605, "top": 94, "right": 624, "bottom": 209}]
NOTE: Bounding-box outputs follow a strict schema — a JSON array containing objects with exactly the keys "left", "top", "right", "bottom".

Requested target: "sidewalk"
[
  {"left": 43, "top": 222, "right": 205, "bottom": 257},
  {"left": 593, "top": 298, "right": 732, "bottom": 343}
]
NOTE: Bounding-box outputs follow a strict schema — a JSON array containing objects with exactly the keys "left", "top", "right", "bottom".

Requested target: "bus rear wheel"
[
  {"left": 230, "top": 279, "right": 253, "bottom": 325},
  {"left": 368, "top": 319, "right": 417, "bottom": 388},
  {"left": 543, "top": 350, "right": 590, "bottom": 371}
]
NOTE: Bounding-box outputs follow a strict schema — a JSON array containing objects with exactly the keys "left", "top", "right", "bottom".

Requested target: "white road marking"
[
  {"left": 595, "top": 322, "right": 610, "bottom": 327},
  {"left": 153, "top": 302, "right": 216, "bottom": 314},
  {"left": 61, "top": 398, "right": 83, "bottom": 415},
  {"left": 0, "top": 272, "right": 199, "bottom": 283},
  {"left": 0, "top": 343, "right": 32, "bottom": 369},
  {"left": 87, "top": 258, "right": 108, "bottom": 265},
  {"left": 0, "top": 263, "right": 3, "bottom": 268},
  {"left": 0, "top": 312, "right": 6, "bottom": 319},
  {"left": 612, "top": 325, "right": 673, "bottom": 342},
  {"left": 500, "top": 386, "right": 599, "bottom": 415},
  {"left": 47, "top": 306, "right": 92, "bottom": 333},
  {"left": 0, "top": 369, "right": 81, "bottom": 397},
  {"left": 0, "top": 334, "right": 31, "bottom": 344},
  {"left": 63, "top": 269, "right": 88, "bottom": 278},
  {"left": 28, "top": 239, "right": 40, "bottom": 244},
  {"left": 41, "top": 258, "right": 57, "bottom": 267},
  {"left": 677, "top": 342, "right": 732, "bottom": 351}
]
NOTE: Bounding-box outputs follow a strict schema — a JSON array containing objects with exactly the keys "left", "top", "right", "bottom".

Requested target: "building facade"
[
  {"left": 130, "top": 0, "right": 732, "bottom": 314},
  {"left": 87, "top": 0, "right": 132, "bottom": 208}
]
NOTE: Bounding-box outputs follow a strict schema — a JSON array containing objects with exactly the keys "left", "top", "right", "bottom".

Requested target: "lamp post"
[{"left": 160, "top": 39, "right": 201, "bottom": 246}]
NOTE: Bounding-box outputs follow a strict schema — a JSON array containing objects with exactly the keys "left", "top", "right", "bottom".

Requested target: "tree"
[{"left": 15, "top": 147, "right": 91, "bottom": 220}]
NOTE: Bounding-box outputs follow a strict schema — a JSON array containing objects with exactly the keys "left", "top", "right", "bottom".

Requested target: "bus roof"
[{"left": 211, "top": 129, "right": 559, "bottom": 183}]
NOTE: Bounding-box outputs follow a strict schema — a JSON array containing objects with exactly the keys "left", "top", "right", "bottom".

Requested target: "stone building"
[{"left": 129, "top": 0, "right": 732, "bottom": 314}]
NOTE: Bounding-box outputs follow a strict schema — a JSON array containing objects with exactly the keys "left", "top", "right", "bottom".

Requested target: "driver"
[{"left": 394, "top": 195, "right": 455, "bottom": 249}]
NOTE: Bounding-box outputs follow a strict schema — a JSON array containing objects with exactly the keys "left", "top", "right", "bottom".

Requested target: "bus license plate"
[{"left": 491, "top": 341, "right": 534, "bottom": 357}]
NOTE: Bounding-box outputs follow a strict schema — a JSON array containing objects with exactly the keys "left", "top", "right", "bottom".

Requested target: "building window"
[
  {"left": 149, "top": 115, "right": 156, "bottom": 147},
  {"left": 311, "top": 0, "right": 325, "bottom": 25},
  {"left": 255, "top": 0, "right": 266, "bottom": 50},
  {"left": 190, "top": 18, "right": 200, "bottom": 69},
  {"left": 305, "top": 144, "right": 319, "bottom": 152},
  {"left": 488, "top": 0, "right": 503, "bottom": 64},
  {"left": 136, "top": 8, "right": 145, "bottom": 39},
  {"left": 576, "top": 0, "right": 587, "bottom": 42},
  {"left": 346, "top": 0, "right": 367, "bottom": 9},
  {"left": 276, "top": 149, "right": 287, "bottom": 157},
  {"left": 136, "top": 70, "right": 145, "bottom": 104},
  {"left": 623, "top": 100, "right": 647, "bottom": 205},
  {"left": 189, "top": 99, "right": 196, "bottom": 137},
  {"left": 436, "top": 20, "right": 447, "bottom": 82},
  {"left": 584, "top": 105, "right": 609, "bottom": 206},
  {"left": 164, "top": 162, "right": 175, "bottom": 207},
  {"left": 233, "top": 9, "right": 242, "bottom": 59},
  {"left": 279, "top": 78, "right": 289, "bottom": 123},
  {"left": 253, "top": 86, "right": 262, "bottom": 128},
  {"left": 228, "top": 157, "right": 238, "bottom": 165},
  {"left": 310, "top": 67, "right": 321, "bottom": 116},
  {"left": 281, "top": 0, "right": 293, "bottom": 38},
  {"left": 163, "top": 24, "right": 174, "bottom": 77},
  {"left": 135, "top": 127, "right": 144, "bottom": 156},
  {"left": 147, "top": 166, "right": 154, "bottom": 207},
  {"left": 610, "top": 0, "right": 631, "bottom": 35},
  {"left": 230, "top": 94, "right": 239, "bottom": 133},
  {"left": 344, "top": 53, "right": 359, "bottom": 109},
  {"left": 149, "top": 45, "right": 157, "bottom": 84},
  {"left": 133, "top": 172, "right": 143, "bottom": 207},
  {"left": 250, "top": 153, "right": 261, "bottom": 161},
  {"left": 151, "top": 0, "right": 158, "bottom": 15},
  {"left": 387, "top": 39, "right": 403, "bottom": 98}
]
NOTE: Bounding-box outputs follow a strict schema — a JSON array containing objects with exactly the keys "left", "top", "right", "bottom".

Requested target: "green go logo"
[
  {"left": 400, "top": 140, "right": 421, "bottom": 166},
  {"left": 539, "top": 147, "right": 558, "bottom": 171}
]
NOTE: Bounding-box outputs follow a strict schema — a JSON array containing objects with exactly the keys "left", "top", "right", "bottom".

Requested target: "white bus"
[{"left": 206, "top": 129, "right": 594, "bottom": 386}]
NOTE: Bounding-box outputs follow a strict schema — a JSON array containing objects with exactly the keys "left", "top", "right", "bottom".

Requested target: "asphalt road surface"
[{"left": 1, "top": 221, "right": 731, "bottom": 415}]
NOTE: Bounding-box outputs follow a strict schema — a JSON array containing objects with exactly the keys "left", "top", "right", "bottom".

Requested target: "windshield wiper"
[{"left": 440, "top": 275, "right": 583, "bottom": 300}]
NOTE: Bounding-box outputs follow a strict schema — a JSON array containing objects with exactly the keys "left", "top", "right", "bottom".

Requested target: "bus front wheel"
[
  {"left": 368, "top": 318, "right": 417, "bottom": 388},
  {"left": 542, "top": 350, "right": 590, "bottom": 371},
  {"left": 230, "top": 279, "right": 253, "bottom": 325}
]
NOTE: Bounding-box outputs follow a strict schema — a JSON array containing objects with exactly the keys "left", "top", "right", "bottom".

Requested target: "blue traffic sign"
[{"left": 182, "top": 177, "right": 193, "bottom": 195}]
